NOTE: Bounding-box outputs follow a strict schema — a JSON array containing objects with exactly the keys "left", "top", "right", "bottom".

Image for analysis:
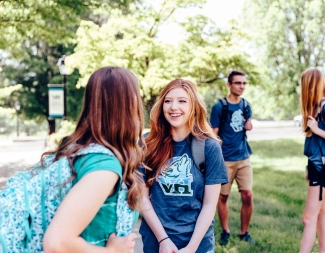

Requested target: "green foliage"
[
  {"left": 0, "top": 43, "right": 84, "bottom": 123},
  {"left": 214, "top": 138, "right": 310, "bottom": 252},
  {"left": 0, "top": 0, "right": 137, "bottom": 56},
  {"left": 0, "top": 107, "right": 15, "bottom": 135},
  {"left": 68, "top": 1, "right": 262, "bottom": 119},
  {"left": 1, "top": 0, "right": 264, "bottom": 125},
  {"left": 243, "top": 0, "right": 325, "bottom": 119},
  {"left": 0, "top": 106, "right": 47, "bottom": 136},
  {"left": 0, "top": 0, "right": 136, "bottom": 125}
]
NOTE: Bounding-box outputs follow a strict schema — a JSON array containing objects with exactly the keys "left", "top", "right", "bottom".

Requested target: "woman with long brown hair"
[
  {"left": 42, "top": 66, "right": 145, "bottom": 253},
  {"left": 139, "top": 79, "right": 228, "bottom": 253},
  {"left": 299, "top": 68, "right": 325, "bottom": 253}
]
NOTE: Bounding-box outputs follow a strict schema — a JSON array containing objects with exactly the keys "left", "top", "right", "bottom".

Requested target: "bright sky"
[{"left": 157, "top": 0, "right": 245, "bottom": 44}]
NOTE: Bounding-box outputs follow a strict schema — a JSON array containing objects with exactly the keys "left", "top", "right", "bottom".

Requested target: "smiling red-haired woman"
[{"left": 140, "top": 79, "right": 228, "bottom": 253}]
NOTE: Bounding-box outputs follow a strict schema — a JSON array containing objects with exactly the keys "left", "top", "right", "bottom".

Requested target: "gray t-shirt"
[
  {"left": 210, "top": 98, "right": 252, "bottom": 161},
  {"left": 140, "top": 137, "right": 228, "bottom": 253}
]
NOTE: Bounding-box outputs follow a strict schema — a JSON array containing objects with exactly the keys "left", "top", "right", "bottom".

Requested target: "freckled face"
[{"left": 163, "top": 88, "right": 192, "bottom": 131}]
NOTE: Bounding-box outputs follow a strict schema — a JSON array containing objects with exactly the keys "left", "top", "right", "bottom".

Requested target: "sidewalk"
[{"left": 251, "top": 119, "right": 295, "bottom": 128}]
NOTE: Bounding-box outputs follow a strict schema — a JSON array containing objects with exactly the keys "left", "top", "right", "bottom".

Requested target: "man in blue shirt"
[{"left": 210, "top": 70, "right": 254, "bottom": 245}]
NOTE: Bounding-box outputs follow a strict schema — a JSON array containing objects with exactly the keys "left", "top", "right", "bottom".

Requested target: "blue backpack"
[{"left": 0, "top": 143, "right": 137, "bottom": 253}]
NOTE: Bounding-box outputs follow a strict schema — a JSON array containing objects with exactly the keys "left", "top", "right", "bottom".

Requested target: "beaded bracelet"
[{"left": 158, "top": 236, "right": 169, "bottom": 244}]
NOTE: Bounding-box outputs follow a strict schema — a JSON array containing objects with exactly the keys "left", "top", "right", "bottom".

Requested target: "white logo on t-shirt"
[
  {"left": 230, "top": 109, "right": 244, "bottom": 132},
  {"left": 157, "top": 154, "right": 193, "bottom": 196}
]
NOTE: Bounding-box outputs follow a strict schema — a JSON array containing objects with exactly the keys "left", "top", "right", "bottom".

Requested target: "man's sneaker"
[
  {"left": 219, "top": 230, "right": 230, "bottom": 245},
  {"left": 238, "top": 231, "right": 255, "bottom": 244}
]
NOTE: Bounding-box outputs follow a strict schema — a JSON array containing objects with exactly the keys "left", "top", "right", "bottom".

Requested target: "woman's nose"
[{"left": 170, "top": 101, "right": 177, "bottom": 110}]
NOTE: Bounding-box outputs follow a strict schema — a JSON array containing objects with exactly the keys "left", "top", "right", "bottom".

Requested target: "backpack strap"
[
  {"left": 77, "top": 143, "right": 115, "bottom": 156},
  {"left": 242, "top": 98, "right": 250, "bottom": 120},
  {"left": 241, "top": 98, "right": 250, "bottom": 141},
  {"left": 191, "top": 136, "right": 206, "bottom": 177},
  {"left": 219, "top": 97, "right": 228, "bottom": 134}
]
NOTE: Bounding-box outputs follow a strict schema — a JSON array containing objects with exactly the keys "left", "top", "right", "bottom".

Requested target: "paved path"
[{"left": 0, "top": 125, "right": 304, "bottom": 252}]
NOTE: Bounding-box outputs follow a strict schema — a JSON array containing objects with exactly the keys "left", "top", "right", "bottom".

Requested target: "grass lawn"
[{"left": 213, "top": 138, "right": 319, "bottom": 253}]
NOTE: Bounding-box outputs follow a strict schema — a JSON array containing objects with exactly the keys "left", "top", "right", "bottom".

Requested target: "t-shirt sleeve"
[
  {"left": 74, "top": 153, "right": 122, "bottom": 183},
  {"left": 204, "top": 138, "right": 229, "bottom": 185},
  {"left": 210, "top": 102, "right": 222, "bottom": 128}
]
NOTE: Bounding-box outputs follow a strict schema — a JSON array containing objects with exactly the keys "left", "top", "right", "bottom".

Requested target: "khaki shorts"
[{"left": 220, "top": 157, "right": 253, "bottom": 195}]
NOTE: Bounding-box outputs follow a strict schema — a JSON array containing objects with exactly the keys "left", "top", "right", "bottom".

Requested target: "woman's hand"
[
  {"left": 106, "top": 233, "right": 136, "bottom": 253},
  {"left": 159, "top": 238, "right": 178, "bottom": 253},
  {"left": 307, "top": 116, "right": 325, "bottom": 138},
  {"left": 177, "top": 246, "right": 194, "bottom": 253},
  {"left": 307, "top": 116, "right": 319, "bottom": 133}
]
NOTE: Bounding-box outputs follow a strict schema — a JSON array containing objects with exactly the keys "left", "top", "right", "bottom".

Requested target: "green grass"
[{"left": 213, "top": 138, "right": 319, "bottom": 253}]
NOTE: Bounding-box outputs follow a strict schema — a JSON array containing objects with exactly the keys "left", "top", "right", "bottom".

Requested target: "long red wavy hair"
[
  {"left": 144, "top": 79, "right": 220, "bottom": 187},
  {"left": 300, "top": 68, "right": 325, "bottom": 137},
  {"left": 42, "top": 66, "right": 146, "bottom": 210}
]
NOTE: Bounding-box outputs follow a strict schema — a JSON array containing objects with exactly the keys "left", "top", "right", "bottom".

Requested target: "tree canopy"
[
  {"left": 243, "top": 0, "right": 325, "bottom": 119},
  {"left": 0, "top": 0, "right": 262, "bottom": 128},
  {"left": 68, "top": 0, "right": 261, "bottom": 118}
]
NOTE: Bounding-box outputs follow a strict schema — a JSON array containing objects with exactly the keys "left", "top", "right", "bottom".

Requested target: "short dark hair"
[{"left": 228, "top": 70, "right": 246, "bottom": 83}]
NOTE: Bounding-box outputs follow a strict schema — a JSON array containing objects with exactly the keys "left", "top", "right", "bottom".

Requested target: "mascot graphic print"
[
  {"left": 230, "top": 109, "right": 244, "bottom": 132},
  {"left": 158, "top": 154, "right": 193, "bottom": 196}
]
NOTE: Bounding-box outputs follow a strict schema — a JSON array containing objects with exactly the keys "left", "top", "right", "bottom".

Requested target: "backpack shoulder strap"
[
  {"left": 77, "top": 143, "right": 115, "bottom": 157},
  {"left": 242, "top": 97, "right": 248, "bottom": 107},
  {"left": 241, "top": 98, "right": 250, "bottom": 120},
  {"left": 219, "top": 97, "right": 228, "bottom": 133},
  {"left": 220, "top": 97, "right": 228, "bottom": 120},
  {"left": 191, "top": 136, "right": 206, "bottom": 176}
]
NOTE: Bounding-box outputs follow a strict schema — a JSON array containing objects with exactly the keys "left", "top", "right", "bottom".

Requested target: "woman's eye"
[
  {"left": 164, "top": 99, "right": 171, "bottom": 103},
  {"left": 179, "top": 100, "right": 187, "bottom": 103}
]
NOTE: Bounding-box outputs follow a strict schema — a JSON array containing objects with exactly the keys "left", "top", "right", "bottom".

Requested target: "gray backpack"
[{"left": 191, "top": 137, "right": 206, "bottom": 177}]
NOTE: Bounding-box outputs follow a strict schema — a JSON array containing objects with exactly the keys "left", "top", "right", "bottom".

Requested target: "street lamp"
[
  {"left": 48, "top": 56, "right": 68, "bottom": 135},
  {"left": 57, "top": 55, "right": 67, "bottom": 120},
  {"left": 14, "top": 101, "right": 20, "bottom": 137}
]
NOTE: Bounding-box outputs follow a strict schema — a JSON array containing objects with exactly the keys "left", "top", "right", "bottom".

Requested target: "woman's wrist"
[
  {"left": 158, "top": 236, "right": 169, "bottom": 244},
  {"left": 186, "top": 242, "right": 198, "bottom": 253},
  {"left": 186, "top": 241, "right": 199, "bottom": 253}
]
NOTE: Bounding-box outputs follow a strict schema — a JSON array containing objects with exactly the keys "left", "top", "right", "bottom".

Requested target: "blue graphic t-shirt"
[
  {"left": 210, "top": 98, "right": 252, "bottom": 161},
  {"left": 140, "top": 138, "right": 228, "bottom": 253},
  {"left": 304, "top": 106, "right": 325, "bottom": 172}
]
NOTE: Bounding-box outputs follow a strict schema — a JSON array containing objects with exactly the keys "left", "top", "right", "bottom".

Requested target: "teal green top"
[{"left": 73, "top": 153, "right": 122, "bottom": 246}]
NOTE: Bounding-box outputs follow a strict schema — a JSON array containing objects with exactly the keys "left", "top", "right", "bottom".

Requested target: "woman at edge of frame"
[{"left": 299, "top": 68, "right": 325, "bottom": 253}]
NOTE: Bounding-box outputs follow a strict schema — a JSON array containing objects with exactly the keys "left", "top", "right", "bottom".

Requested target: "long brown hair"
[
  {"left": 300, "top": 68, "right": 325, "bottom": 137},
  {"left": 144, "top": 79, "right": 220, "bottom": 187},
  {"left": 42, "top": 66, "right": 145, "bottom": 209}
]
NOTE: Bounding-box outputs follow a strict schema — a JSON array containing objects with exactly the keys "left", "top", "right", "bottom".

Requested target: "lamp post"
[
  {"left": 48, "top": 56, "right": 68, "bottom": 135},
  {"left": 57, "top": 55, "right": 67, "bottom": 120},
  {"left": 14, "top": 101, "right": 20, "bottom": 137}
]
